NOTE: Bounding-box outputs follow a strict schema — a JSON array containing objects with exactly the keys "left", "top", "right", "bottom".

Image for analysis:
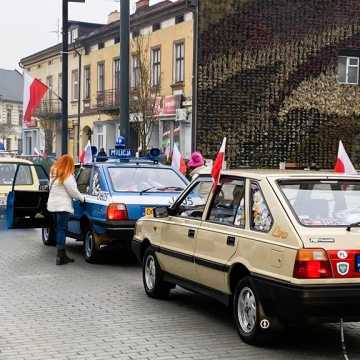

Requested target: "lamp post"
[
  {"left": 119, "top": 0, "right": 130, "bottom": 144},
  {"left": 62, "top": 0, "right": 85, "bottom": 155}
]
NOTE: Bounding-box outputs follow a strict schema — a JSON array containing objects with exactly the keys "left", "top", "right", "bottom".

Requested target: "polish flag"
[
  {"left": 23, "top": 72, "right": 48, "bottom": 128},
  {"left": 171, "top": 143, "right": 187, "bottom": 175},
  {"left": 335, "top": 140, "right": 357, "bottom": 175},
  {"left": 212, "top": 137, "right": 227, "bottom": 186},
  {"left": 80, "top": 141, "right": 93, "bottom": 164}
]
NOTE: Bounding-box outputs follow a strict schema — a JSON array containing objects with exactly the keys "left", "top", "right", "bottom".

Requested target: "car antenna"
[{"left": 340, "top": 318, "right": 350, "bottom": 360}]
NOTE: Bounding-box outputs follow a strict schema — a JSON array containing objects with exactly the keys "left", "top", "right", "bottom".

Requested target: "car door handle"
[
  {"left": 227, "top": 236, "right": 236, "bottom": 246},
  {"left": 188, "top": 229, "right": 196, "bottom": 238}
]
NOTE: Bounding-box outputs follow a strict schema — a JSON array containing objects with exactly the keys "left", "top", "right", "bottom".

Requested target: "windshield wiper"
[
  {"left": 140, "top": 187, "right": 157, "bottom": 195},
  {"left": 157, "top": 186, "right": 184, "bottom": 192},
  {"left": 346, "top": 222, "right": 360, "bottom": 231}
]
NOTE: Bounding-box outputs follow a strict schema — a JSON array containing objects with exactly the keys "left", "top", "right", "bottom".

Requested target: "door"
[
  {"left": 67, "top": 165, "right": 92, "bottom": 237},
  {"left": 7, "top": 163, "right": 50, "bottom": 229},
  {"left": 157, "top": 178, "right": 212, "bottom": 282},
  {"left": 195, "top": 177, "right": 246, "bottom": 292}
]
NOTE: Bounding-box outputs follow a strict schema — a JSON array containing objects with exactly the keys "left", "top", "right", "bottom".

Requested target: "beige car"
[{"left": 132, "top": 170, "right": 360, "bottom": 344}]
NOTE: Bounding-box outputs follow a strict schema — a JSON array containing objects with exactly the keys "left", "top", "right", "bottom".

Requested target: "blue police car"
[{"left": 7, "top": 147, "right": 189, "bottom": 263}]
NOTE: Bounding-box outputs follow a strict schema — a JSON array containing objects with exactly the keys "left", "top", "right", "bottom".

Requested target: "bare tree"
[{"left": 130, "top": 35, "right": 161, "bottom": 152}]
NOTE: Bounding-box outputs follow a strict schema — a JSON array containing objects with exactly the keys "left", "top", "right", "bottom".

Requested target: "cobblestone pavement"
[{"left": 0, "top": 229, "right": 360, "bottom": 360}]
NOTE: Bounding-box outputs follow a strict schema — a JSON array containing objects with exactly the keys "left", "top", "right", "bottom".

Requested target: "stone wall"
[{"left": 197, "top": 0, "right": 360, "bottom": 168}]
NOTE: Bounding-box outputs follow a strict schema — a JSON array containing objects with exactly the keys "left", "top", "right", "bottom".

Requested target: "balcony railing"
[
  {"left": 96, "top": 89, "right": 120, "bottom": 111},
  {"left": 34, "top": 99, "right": 62, "bottom": 118}
]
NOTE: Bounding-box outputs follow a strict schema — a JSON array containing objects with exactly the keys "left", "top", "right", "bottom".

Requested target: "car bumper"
[
  {"left": 252, "top": 274, "right": 360, "bottom": 323},
  {"left": 131, "top": 236, "right": 143, "bottom": 263},
  {"left": 92, "top": 220, "right": 137, "bottom": 248}
]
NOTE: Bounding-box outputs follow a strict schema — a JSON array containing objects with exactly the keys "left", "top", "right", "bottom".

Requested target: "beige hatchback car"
[{"left": 132, "top": 170, "right": 360, "bottom": 344}]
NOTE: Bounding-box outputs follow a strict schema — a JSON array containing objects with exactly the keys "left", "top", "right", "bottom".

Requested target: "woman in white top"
[{"left": 47, "top": 155, "right": 85, "bottom": 265}]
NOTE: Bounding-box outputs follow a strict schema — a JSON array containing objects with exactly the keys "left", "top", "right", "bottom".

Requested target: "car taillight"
[
  {"left": 293, "top": 249, "right": 333, "bottom": 279},
  {"left": 107, "top": 203, "right": 128, "bottom": 220}
]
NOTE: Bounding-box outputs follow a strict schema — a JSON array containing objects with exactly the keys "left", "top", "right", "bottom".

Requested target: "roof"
[
  {"left": 196, "top": 168, "right": 360, "bottom": 180},
  {"left": 0, "top": 69, "right": 23, "bottom": 103}
]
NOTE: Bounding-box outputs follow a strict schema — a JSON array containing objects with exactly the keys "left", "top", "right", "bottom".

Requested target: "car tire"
[
  {"left": 83, "top": 228, "right": 99, "bottom": 263},
  {"left": 233, "top": 276, "right": 274, "bottom": 345},
  {"left": 142, "top": 247, "right": 171, "bottom": 299},
  {"left": 42, "top": 227, "right": 56, "bottom": 246}
]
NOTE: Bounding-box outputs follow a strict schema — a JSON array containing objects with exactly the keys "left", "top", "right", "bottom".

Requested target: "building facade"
[
  {"left": 20, "top": 0, "right": 193, "bottom": 159},
  {"left": 196, "top": 0, "right": 360, "bottom": 169},
  {"left": 0, "top": 69, "right": 23, "bottom": 152}
]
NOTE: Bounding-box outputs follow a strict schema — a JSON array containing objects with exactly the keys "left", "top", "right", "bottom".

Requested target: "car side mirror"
[{"left": 154, "top": 206, "right": 169, "bottom": 218}]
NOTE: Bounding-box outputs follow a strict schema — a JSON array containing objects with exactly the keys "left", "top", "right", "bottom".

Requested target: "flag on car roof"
[
  {"left": 171, "top": 143, "right": 186, "bottom": 175},
  {"left": 212, "top": 137, "right": 227, "bottom": 186},
  {"left": 23, "top": 72, "right": 48, "bottom": 128},
  {"left": 335, "top": 140, "right": 357, "bottom": 175},
  {"left": 80, "top": 141, "right": 93, "bottom": 165}
]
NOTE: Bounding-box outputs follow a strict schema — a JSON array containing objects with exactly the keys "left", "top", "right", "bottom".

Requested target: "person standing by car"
[{"left": 47, "top": 155, "right": 85, "bottom": 265}]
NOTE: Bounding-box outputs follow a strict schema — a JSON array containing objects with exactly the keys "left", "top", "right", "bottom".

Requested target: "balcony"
[
  {"left": 34, "top": 99, "right": 62, "bottom": 119},
  {"left": 96, "top": 89, "right": 120, "bottom": 112}
]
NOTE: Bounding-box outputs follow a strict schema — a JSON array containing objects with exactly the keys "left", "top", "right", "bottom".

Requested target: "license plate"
[
  {"left": 144, "top": 207, "right": 154, "bottom": 216},
  {"left": 356, "top": 255, "right": 360, "bottom": 272}
]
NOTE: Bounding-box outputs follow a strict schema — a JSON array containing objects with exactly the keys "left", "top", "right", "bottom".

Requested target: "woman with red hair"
[{"left": 47, "top": 155, "right": 85, "bottom": 265}]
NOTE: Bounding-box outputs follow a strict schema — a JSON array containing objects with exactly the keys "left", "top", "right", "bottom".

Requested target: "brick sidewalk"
[{"left": 0, "top": 229, "right": 359, "bottom": 360}]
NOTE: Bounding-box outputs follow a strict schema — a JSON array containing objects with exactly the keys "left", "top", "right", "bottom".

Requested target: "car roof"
[
  {"left": 84, "top": 160, "right": 174, "bottom": 169},
  {"left": 198, "top": 168, "right": 360, "bottom": 180},
  {"left": 0, "top": 157, "right": 33, "bottom": 165}
]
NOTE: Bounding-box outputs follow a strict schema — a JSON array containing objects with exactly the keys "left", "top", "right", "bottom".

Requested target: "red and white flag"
[
  {"left": 80, "top": 141, "right": 93, "bottom": 165},
  {"left": 171, "top": 143, "right": 187, "bottom": 175},
  {"left": 23, "top": 72, "right": 48, "bottom": 128},
  {"left": 212, "top": 137, "right": 227, "bottom": 186},
  {"left": 335, "top": 140, "right": 357, "bottom": 175}
]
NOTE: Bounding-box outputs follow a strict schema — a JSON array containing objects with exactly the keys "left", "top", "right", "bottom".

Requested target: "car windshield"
[
  {"left": 0, "top": 163, "right": 33, "bottom": 186},
  {"left": 279, "top": 179, "right": 360, "bottom": 226},
  {"left": 108, "top": 167, "right": 186, "bottom": 192}
]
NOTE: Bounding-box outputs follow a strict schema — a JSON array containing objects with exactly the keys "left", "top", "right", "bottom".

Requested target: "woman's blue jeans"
[{"left": 53, "top": 212, "right": 70, "bottom": 250}]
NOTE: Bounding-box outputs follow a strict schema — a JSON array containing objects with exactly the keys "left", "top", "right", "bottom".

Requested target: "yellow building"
[{"left": 20, "top": 0, "right": 193, "bottom": 159}]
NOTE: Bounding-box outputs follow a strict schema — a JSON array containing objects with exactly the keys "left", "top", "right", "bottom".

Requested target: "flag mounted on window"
[
  {"left": 171, "top": 143, "right": 187, "bottom": 175},
  {"left": 211, "top": 137, "right": 227, "bottom": 186},
  {"left": 23, "top": 72, "right": 48, "bottom": 128},
  {"left": 335, "top": 140, "right": 357, "bottom": 175}
]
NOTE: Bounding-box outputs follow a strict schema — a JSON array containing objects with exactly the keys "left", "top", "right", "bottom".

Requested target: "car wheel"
[
  {"left": 42, "top": 227, "right": 56, "bottom": 246},
  {"left": 83, "top": 229, "right": 99, "bottom": 263},
  {"left": 233, "top": 276, "right": 273, "bottom": 345},
  {"left": 143, "top": 247, "right": 171, "bottom": 299}
]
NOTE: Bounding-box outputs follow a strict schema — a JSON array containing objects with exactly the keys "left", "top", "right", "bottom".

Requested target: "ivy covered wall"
[{"left": 197, "top": 0, "right": 360, "bottom": 168}]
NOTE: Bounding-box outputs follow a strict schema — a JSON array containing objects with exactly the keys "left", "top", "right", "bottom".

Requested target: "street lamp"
[{"left": 62, "top": 0, "right": 85, "bottom": 156}]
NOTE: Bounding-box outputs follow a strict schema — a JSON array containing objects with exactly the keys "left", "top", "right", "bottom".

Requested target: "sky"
[{"left": 0, "top": 0, "right": 165, "bottom": 71}]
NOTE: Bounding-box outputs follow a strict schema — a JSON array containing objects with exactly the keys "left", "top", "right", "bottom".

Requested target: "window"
[
  {"left": 91, "top": 168, "right": 104, "bottom": 197},
  {"left": 113, "top": 58, "right": 120, "bottom": 91},
  {"left": 72, "top": 70, "right": 79, "bottom": 101},
  {"left": 132, "top": 55, "right": 140, "bottom": 88},
  {"left": 18, "top": 109, "right": 23, "bottom": 125},
  {"left": 69, "top": 28, "right": 78, "bottom": 43},
  {"left": 152, "top": 23, "right": 161, "bottom": 32},
  {"left": 175, "top": 15, "right": 184, "bottom": 24},
  {"left": 208, "top": 178, "right": 245, "bottom": 226},
  {"left": 97, "top": 128, "right": 104, "bottom": 150},
  {"left": 84, "top": 66, "right": 91, "bottom": 99},
  {"left": 250, "top": 182, "right": 273, "bottom": 232},
  {"left": 151, "top": 48, "right": 161, "bottom": 87},
  {"left": 338, "top": 56, "right": 359, "bottom": 85},
  {"left": 76, "top": 167, "right": 92, "bottom": 194},
  {"left": 174, "top": 42, "right": 185, "bottom": 83},
  {"left": 114, "top": 37, "right": 120, "bottom": 44},
  {"left": 98, "top": 42, "right": 104, "bottom": 50},
  {"left": 97, "top": 62, "right": 105, "bottom": 92},
  {"left": 6, "top": 138, "right": 11, "bottom": 151},
  {"left": 6, "top": 106, "right": 12, "bottom": 125},
  {"left": 173, "top": 180, "right": 212, "bottom": 219},
  {"left": 279, "top": 179, "right": 360, "bottom": 227}
]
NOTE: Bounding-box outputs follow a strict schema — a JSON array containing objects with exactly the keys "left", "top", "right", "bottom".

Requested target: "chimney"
[
  {"left": 107, "top": 10, "right": 120, "bottom": 24},
  {"left": 136, "top": 0, "right": 149, "bottom": 12}
]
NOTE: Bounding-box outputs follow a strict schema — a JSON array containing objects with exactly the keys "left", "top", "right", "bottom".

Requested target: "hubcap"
[
  {"left": 237, "top": 287, "right": 257, "bottom": 333},
  {"left": 85, "top": 232, "right": 93, "bottom": 258},
  {"left": 144, "top": 255, "right": 156, "bottom": 290}
]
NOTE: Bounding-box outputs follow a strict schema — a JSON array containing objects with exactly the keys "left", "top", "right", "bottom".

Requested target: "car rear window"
[
  {"left": 279, "top": 179, "right": 360, "bottom": 226},
  {"left": 0, "top": 163, "right": 33, "bottom": 186},
  {"left": 108, "top": 167, "right": 186, "bottom": 193}
]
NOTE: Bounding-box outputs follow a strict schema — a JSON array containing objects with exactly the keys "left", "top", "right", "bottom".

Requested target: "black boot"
[{"left": 56, "top": 249, "right": 75, "bottom": 265}]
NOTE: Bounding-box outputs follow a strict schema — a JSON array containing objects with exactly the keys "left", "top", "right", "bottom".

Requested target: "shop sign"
[{"left": 163, "top": 96, "right": 176, "bottom": 115}]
